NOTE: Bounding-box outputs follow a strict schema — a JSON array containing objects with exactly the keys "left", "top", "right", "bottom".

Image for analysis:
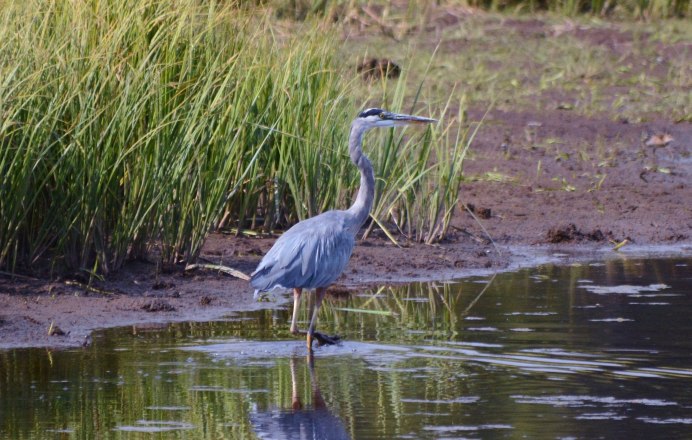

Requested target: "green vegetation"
[{"left": 0, "top": 0, "right": 469, "bottom": 275}]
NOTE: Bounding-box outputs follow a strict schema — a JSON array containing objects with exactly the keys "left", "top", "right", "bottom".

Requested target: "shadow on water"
[{"left": 1, "top": 257, "right": 691, "bottom": 439}]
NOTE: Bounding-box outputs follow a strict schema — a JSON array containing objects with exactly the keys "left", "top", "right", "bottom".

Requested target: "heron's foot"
[
  {"left": 290, "top": 326, "right": 301, "bottom": 335},
  {"left": 313, "top": 331, "right": 341, "bottom": 346}
]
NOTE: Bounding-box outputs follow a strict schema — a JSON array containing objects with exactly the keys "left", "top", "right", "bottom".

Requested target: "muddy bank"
[
  {"left": 0, "top": 235, "right": 499, "bottom": 349},
  {"left": 456, "top": 107, "right": 691, "bottom": 246},
  {"left": 2, "top": 237, "right": 690, "bottom": 350}
]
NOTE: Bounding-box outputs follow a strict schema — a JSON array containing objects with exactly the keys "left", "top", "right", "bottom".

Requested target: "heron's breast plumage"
[{"left": 250, "top": 211, "right": 356, "bottom": 291}]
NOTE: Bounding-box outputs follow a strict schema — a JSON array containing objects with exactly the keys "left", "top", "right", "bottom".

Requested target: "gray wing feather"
[{"left": 250, "top": 211, "right": 355, "bottom": 291}]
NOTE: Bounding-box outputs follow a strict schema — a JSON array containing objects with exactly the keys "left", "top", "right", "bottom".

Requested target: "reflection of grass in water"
[
  {"left": 313, "top": 258, "right": 684, "bottom": 344},
  {"left": 312, "top": 279, "right": 500, "bottom": 342},
  {"left": 0, "top": 337, "right": 476, "bottom": 439}
]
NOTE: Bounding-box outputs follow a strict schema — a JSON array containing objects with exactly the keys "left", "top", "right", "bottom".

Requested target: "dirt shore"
[{"left": 1, "top": 13, "right": 690, "bottom": 350}]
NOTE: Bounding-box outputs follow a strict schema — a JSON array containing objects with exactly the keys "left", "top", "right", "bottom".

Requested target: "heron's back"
[{"left": 250, "top": 211, "right": 356, "bottom": 291}]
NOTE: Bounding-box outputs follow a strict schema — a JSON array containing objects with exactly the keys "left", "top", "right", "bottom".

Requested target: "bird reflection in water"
[{"left": 250, "top": 355, "right": 351, "bottom": 440}]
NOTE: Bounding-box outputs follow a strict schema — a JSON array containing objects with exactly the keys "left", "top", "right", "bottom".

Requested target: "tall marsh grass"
[
  {"left": 0, "top": 0, "right": 471, "bottom": 275},
  {"left": 0, "top": 0, "right": 343, "bottom": 274}
]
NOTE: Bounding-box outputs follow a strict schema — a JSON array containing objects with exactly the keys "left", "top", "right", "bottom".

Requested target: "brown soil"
[
  {"left": 457, "top": 107, "right": 691, "bottom": 245},
  {"left": 1, "top": 12, "right": 690, "bottom": 350}
]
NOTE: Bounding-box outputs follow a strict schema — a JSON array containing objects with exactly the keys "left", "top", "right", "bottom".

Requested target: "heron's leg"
[
  {"left": 306, "top": 287, "right": 326, "bottom": 351},
  {"left": 290, "top": 288, "right": 302, "bottom": 335}
]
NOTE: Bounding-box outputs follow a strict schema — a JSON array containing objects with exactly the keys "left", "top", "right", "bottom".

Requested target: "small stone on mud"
[
  {"left": 465, "top": 203, "right": 492, "bottom": 219},
  {"left": 357, "top": 58, "right": 401, "bottom": 80},
  {"left": 141, "top": 299, "right": 176, "bottom": 312},
  {"left": 546, "top": 224, "right": 611, "bottom": 243},
  {"left": 476, "top": 207, "right": 492, "bottom": 219},
  {"left": 645, "top": 133, "right": 674, "bottom": 148},
  {"left": 665, "top": 233, "right": 689, "bottom": 241},
  {"left": 199, "top": 295, "right": 213, "bottom": 306},
  {"left": 152, "top": 281, "right": 175, "bottom": 290}
]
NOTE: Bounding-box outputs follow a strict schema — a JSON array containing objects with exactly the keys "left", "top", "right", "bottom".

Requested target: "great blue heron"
[{"left": 250, "top": 108, "right": 436, "bottom": 351}]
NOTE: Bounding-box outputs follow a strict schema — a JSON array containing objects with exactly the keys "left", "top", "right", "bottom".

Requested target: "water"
[{"left": 1, "top": 257, "right": 691, "bottom": 439}]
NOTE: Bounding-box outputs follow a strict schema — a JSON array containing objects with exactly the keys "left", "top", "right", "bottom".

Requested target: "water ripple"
[
  {"left": 637, "top": 417, "right": 692, "bottom": 424},
  {"left": 114, "top": 420, "right": 195, "bottom": 432},
  {"left": 512, "top": 395, "right": 677, "bottom": 407},
  {"left": 401, "top": 396, "right": 480, "bottom": 404}
]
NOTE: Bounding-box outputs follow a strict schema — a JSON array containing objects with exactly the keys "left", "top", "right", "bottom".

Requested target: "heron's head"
[{"left": 356, "top": 108, "right": 436, "bottom": 129}]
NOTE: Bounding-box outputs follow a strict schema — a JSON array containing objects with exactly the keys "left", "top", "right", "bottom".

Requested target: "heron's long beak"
[{"left": 385, "top": 112, "right": 437, "bottom": 125}]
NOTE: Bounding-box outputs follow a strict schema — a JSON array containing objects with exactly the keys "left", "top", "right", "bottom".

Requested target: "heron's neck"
[{"left": 346, "top": 122, "right": 375, "bottom": 233}]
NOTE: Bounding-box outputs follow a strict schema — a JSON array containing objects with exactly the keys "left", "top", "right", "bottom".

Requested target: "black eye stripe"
[{"left": 358, "top": 108, "right": 384, "bottom": 118}]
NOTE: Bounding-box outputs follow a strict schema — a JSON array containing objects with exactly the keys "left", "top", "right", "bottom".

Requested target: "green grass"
[
  {"left": 0, "top": 0, "right": 294, "bottom": 274},
  {"left": 0, "top": 0, "right": 472, "bottom": 275}
]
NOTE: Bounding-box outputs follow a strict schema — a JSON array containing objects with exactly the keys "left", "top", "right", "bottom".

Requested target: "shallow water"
[{"left": 1, "top": 257, "right": 691, "bottom": 439}]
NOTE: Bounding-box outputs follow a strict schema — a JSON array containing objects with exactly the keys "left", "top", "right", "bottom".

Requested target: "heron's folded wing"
[{"left": 250, "top": 213, "right": 354, "bottom": 291}]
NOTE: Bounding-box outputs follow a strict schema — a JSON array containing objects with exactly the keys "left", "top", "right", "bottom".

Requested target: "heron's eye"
[{"left": 379, "top": 113, "right": 385, "bottom": 119}]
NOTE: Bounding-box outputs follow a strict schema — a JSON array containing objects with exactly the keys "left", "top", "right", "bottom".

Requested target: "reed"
[
  {"left": 0, "top": 0, "right": 473, "bottom": 275},
  {"left": 0, "top": 0, "right": 345, "bottom": 273}
]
